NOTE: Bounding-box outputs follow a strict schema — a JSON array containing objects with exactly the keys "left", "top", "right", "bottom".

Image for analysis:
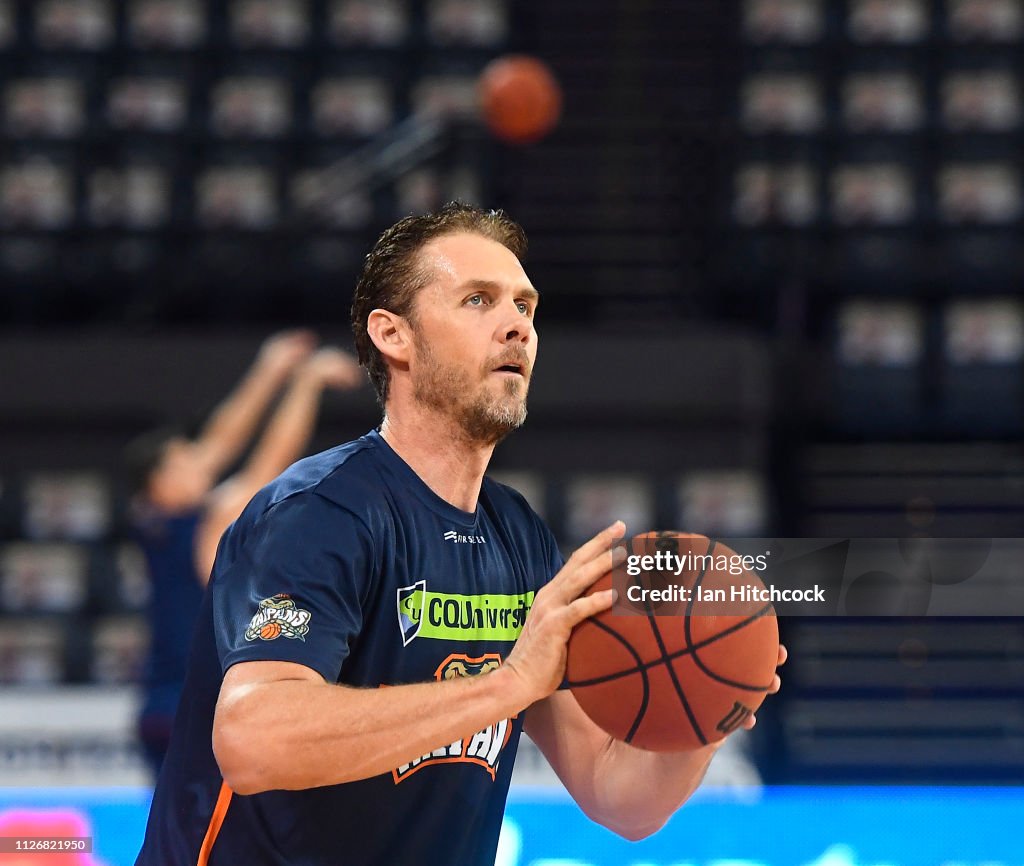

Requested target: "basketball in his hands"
[{"left": 566, "top": 532, "right": 779, "bottom": 751}]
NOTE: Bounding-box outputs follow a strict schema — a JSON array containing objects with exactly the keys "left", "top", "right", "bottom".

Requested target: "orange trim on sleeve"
[{"left": 196, "top": 781, "right": 234, "bottom": 866}]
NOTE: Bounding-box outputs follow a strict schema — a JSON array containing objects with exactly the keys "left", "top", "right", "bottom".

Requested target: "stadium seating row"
[{"left": 0, "top": 0, "right": 508, "bottom": 51}]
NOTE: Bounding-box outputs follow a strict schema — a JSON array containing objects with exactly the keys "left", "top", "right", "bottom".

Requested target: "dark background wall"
[{"left": 0, "top": 329, "right": 773, "bottom": 471}]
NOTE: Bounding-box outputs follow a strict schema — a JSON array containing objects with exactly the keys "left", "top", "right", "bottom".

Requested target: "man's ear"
[{"left": 367, "top": 308, "right": 412, "bottom": 368}]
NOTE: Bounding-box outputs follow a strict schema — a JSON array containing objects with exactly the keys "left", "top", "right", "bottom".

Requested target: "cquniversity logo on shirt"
[{"left": 396, "top": 582, "right": 534, "bottom": 645}]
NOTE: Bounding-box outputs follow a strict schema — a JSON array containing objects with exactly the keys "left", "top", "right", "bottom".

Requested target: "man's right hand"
[{"left": 502, "top": 520, "right": 626, "bottom": 707}]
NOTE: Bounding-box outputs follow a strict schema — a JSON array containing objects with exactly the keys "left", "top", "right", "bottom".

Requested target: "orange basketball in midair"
[
  {"left": 260, "top": 621, "right": 282, "bottom": 640},
  {"left": 478, "top": 55, "right": 562, "bottom": 144},
  {"left": 566, "top": 532, "right": 779, "bottom": 752}
]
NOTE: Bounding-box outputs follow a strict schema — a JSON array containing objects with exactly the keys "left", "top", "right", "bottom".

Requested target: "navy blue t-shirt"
[{"left": 135, "top": 430, "right": 562, "bottom": 866}]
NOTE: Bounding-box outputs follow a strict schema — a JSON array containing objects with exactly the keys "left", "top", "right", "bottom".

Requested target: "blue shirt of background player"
[
  {"left": 132, "top": 508, "right": 205, "bottom": 774},
  {"left": 135, "top": 429, "right": 563, "bottom": 866}
]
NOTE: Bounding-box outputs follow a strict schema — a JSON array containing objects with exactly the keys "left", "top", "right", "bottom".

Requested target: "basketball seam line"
[
  {"left": 659, "top": 537, "right": 720, "bottom": 747},
  {"left": 587, "top": 616, "right": 651, "bottom": 745},
  {"left": 566, "top": 585, "right": 776, "bottom": 689},
  {"left": 686, "top": 602, "right": 776, "bottom": 691}
]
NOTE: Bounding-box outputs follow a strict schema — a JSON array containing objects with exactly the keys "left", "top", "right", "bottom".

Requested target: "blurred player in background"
[
  {"left": 124, "top": 331, "right": 363, "bottom": 778},
  {"left": 134, "top": 203, "right": 784, "bottom": 865}
]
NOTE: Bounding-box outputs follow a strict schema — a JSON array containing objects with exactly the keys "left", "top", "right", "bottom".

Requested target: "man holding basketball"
[{"left": 135, "top": 203, "right": 785, "bottom": 866}]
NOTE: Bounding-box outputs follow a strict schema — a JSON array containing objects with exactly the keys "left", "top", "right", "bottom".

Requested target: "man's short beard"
[
  {"left": 412, "top": 337, "right": 528, "bottom": 445},
  {"left": 462, "top": 378, "right": 528, "bottom": 445}
]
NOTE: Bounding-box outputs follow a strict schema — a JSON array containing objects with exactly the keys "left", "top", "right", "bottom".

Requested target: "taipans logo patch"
[
  {"left": 392, "top": 653, "right": 512, "bottom": 784},
  {"left": 397, "top": 580, "right": 427, "bottom": 646},
  {"left": 244, "top": 594, "right": 311, "bottom": 642}
]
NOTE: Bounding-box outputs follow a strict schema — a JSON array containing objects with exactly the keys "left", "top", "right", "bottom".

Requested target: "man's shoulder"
[
  {"left": 246, "top": 433, "right": 392, "bottom": 523},
  {"left": 481, "top": 476, "right": 548, "bottom": 533},
  {"left": 218, "top": 435, "right": 394, "bottom": 563},
  {"left": 483, "top": 474, "right": 535, "bottom": 508},
  {"left": 482, "top": 477, "right": 563, "bottom": 579}
]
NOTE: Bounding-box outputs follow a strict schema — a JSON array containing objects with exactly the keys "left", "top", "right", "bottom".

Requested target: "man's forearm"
[
  {"left": 213, "top": 664, "right": 530, "bottom": 795},
  {"left": 525, "top": 691, "right": 718, "bottom": 841},
  {"left": 588, "top": 737, "right": 719, "bottom": 839}
]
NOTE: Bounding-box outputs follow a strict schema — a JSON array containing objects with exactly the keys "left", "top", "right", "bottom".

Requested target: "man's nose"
[{"left": 497, "top": 304, "right": 531, "bottom": 343}]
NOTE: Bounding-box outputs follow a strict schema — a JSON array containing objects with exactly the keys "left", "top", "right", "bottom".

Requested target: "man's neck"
[{"left": 379, "top": 410, "right": 495, "bottom": 514}]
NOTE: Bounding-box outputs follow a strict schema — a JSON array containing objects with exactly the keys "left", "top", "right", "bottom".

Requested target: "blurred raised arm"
[
  {"left": 195, "top": 347, "right": 364, "bottom": 579},
  {"left": 192, "top": 330, "right": 318, "bottom": 478}
]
